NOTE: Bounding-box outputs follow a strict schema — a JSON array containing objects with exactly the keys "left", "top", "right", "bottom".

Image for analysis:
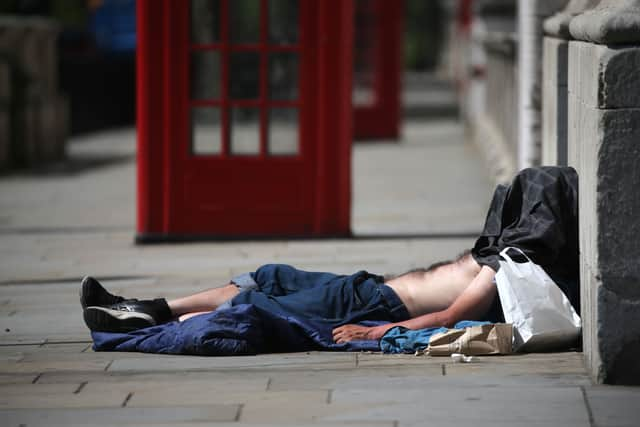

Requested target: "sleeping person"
[{"left": 81, "top": 167, "right": 579, "bottom": 353}]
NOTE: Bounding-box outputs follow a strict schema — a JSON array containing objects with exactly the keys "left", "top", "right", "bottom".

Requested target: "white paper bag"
[{"left": 495, "top": 247, "right": 581, "bottom": 352}]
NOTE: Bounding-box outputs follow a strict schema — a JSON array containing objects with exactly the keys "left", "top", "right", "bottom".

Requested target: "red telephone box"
[
  {"left": 136, "top": 0, "right": 354, "bottom": 241},
  {"left": 353, "top": 0, "right": 403, "bottom": 140}
]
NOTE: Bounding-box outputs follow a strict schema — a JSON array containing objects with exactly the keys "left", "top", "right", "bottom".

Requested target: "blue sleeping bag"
[
  {"left": 91, "top": 303, "right": 382, "bottom": 355},
  {"left": 91, "top": 303, "right": 487, "bottom": 355}
]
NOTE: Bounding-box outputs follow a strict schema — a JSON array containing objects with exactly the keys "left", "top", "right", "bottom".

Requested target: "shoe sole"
[{"left": 84, "top": 306, "right": 156, "bottom": 333}]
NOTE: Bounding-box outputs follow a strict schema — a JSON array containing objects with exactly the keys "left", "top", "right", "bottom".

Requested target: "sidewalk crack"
[
  {"left": 235, "top": 403, "right": 244, "bottom": 422},
  {"left": 74, "top": 381, "right": 88, "bottom": 394},
  {"left": 121, "top": 392, "right": 133, "bottom": 407},
  {"left": 580, "top": 386, "right": 596, "bottom": 427}
]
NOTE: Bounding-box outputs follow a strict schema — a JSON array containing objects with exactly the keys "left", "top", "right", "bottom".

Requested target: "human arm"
[{"left": 332, "top": 266, "right": 498, "bottom": 343}]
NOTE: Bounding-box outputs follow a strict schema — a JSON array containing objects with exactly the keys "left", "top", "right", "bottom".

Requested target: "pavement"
[{"left": 0, "top": 119, "right": 639, "bottom": 426}]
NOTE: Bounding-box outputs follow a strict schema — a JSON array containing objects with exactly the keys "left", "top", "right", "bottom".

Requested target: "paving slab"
[
  {"left": 0, "top": 382, "right": 128, "bottom": 409},
  {"left": 266, "top": 366, "right": 438, "bottom": 391},
  {"left": 332, "top": 368, "right": 590, "bottom": 390},
  {"left": 0, "top": 372, "right": 39, "bottom": 384},
  {"left": 356, "top": 352, "right": 445, "bottom": 368},
  {"left": 444, "top": 352, "right": 588, "bottom": 376},
  {"left": 327, "top": 386, "right": 589, "bottom": 425},
  {"left": 0, "top": 405, "right": 241, "bottom": 426},
  {"left": 352, "top": 120, "right": 493, "bottom": 235},
  {"left": 37, "top": 369, "right": 268, "bottom": 385},
  {"left": 0, "top": 413, "right": 386, "bottom": 427},
  {"left": 108, "top": 352, "right": 357, "bottom": 373},
  {"left": 78, "top": 377, "right": 270, "bottom": 404},
  {"left": 237, "top": 390, "right": 332, "bottom": 423},
  {"left": 0, "top": 344, "right": 40, "bottom": 361},
  {"left": 0, "top": 129, "right": 136, "bottom": 232},
  {"left": 585, "top": 386, "right": 640, "bottom": 427},
  {"left": 0, "top": 358, "right": 111, "bottom": 374}
]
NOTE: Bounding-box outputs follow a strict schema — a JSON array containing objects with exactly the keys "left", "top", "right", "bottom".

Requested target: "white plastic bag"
[{"left": 495, "top": 247, "right": 581, "bottom": 352}]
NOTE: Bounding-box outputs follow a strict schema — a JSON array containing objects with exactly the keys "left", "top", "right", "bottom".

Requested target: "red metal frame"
[
  {"left": 353, "top": 0, "right": 403, "bottom": 140},
  {"left": 136, "top": 0, "right": 353, "bottom": 240}
]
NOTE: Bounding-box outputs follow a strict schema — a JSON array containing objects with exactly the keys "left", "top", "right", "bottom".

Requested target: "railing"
[{"left": 483, "top": 31, "right": 518, "bottom": 165}]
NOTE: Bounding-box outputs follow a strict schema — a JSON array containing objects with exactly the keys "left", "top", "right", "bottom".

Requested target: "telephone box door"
[
  {"left": 353, "top": 0, "right": 403, "bottom": 140},
  {"left": 137, "top": 0, "right": 354, "bottom": 240}
]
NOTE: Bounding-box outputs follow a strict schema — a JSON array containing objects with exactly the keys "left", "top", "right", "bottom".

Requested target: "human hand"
[{"left": 332, "top": 324, "right": 391, "bottom": 343}]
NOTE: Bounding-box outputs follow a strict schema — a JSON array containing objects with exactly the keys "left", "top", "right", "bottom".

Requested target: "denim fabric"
[
  {"left": 380, "top": 321, "right": 490, "bottom": 354},
  {"left": 229, "top": 264, "right": 410, "bottom": 328},
  {"left": 216, "top": 272, "right": 260, "bottom": 311},
  {"left": 230, "top": 272, "right": 259, "bottom": 290}
]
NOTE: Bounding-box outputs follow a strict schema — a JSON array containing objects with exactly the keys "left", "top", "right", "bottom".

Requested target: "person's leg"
[
  {"left": 81, "top": 276, "right": 240, "bottom": 313},
  {"left": 81, "top": 277, "right": 242, "bottom": 332},
  {"left": 81, "top": 264, "right": 342, "bottom": 332},
  {"left": 167, "top": 284, "right": 240, "bottom": 317},
  {"left": 172, "top": 265, "right": 344, "bottom": 319}
]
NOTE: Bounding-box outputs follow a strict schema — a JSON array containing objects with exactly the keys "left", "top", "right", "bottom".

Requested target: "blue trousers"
[{"left": 228, "top": 264, "right": 410, "bottom": 328}]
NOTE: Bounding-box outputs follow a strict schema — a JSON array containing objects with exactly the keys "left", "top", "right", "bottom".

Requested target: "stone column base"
[{"left": 568, "top": 40, "right": 640, "bottom": 384}]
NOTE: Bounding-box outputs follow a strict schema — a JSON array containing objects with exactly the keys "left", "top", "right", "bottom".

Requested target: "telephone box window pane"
[
  {"left": 191, "top": 107, "right": 222, "bottom": 155},
  {"left": 353, "top": 0, "right": 376, "bottom": 106},
  {"left": 269, "top": 53, "right": 298, "bottom": 100},
  {"left": 190, "top": 51, "right": 221, "bottom": 100},
  {"left": 269, "top": 0, "right": 299, "bottom": 44},
  {"left": 230, "top": 108, "right": 260, "bottom": 155},
  {"left": 230, "top": 52, "right": 260, "bottom": 100},
  {"left": 268, "top": 108, "right": 298, "bottom": 155},
  {"left": 229, "top": 0, "right": 260, "bottom": 43},
  {"left": 191, "top": 0, "right": 221, "bottom": 44}
]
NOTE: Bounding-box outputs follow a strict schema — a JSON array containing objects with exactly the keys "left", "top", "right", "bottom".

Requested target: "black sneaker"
[
  {"left": 83, "top": 299, "right": 173, "bottom": 333},
  {"left": 80, "top": 276, "right": 126, "bottom": 309}
]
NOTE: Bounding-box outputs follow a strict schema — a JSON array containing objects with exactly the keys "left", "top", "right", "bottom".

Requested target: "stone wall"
[
  {"left": 567, "top": 40, "right": 640, "bottom": 385},
  {"left": 0, "top": 17, "right": 68, "bottom": 171},
  {"left": 539, "top": 0, "right": 640, "bottom": 385}
]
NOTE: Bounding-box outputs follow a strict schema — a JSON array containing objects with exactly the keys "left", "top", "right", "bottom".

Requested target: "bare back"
[{"left": 385, "top": 255, "right": 482, "bottom": 317}]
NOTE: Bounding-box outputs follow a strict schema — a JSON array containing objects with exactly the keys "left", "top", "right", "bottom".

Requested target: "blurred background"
[
  {"left": 0, "top": 0, "right": 453, "bottom": 166},
  {"left": 0, "top": 0, "right": 563, "bottom": 238},
  {"left": 0, "top": 0, "right": 135, "bottom": 141}
]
